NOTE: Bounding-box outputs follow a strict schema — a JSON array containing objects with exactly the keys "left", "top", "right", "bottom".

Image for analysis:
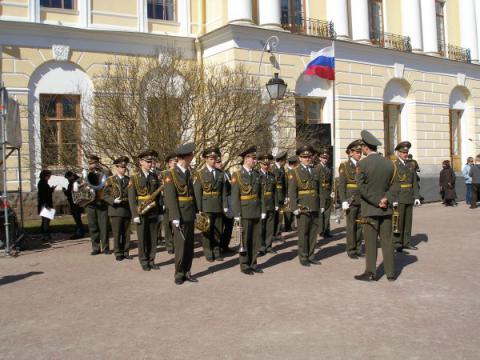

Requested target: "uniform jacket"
[
  {"left": 288, "top": 164, "right": 320, "bottom": 212},
  {"left": 259, "top": 169, "right": 278, "bottom": 212},
  {"left": 163, "top": 165, "right": 197, "bottom": 222},
  {"left": 104, "top": 175, "right": 131, "bottom": 217},
  {"left": 390, "top": 158, "right": 419, "bottom": 205},
  {"left": 338, "top": 159, "right": 361, "bottom": 206},
  {"left": 193, "top": 166, "right": 227, "bottom": 213},
  {"left": 128, "top": 170, "right": 162, "bottom": 219},
  {"left": 231, "top": 166, "right": 263, "bottom": 219},
  {"left": 316, "top": 163, "right": 333, "bottom": 209},
  {"left": 355, "top": 153, "right": 394, "bottom": 217},
  {"left": 271, "top": 164, "right": 286, "bottom": 204}
]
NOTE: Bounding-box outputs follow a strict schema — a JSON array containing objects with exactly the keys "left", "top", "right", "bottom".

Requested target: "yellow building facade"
[{"left": 1, "top": 0, "right": 479, "bottom": 195}]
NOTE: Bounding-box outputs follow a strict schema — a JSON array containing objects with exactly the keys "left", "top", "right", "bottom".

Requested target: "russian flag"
[{"left": 304, "top": 46, "right": 335, "bottom": 80}]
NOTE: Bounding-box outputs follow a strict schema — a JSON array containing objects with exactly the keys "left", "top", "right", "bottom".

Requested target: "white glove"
[
  {"left": 234, "top": 217, "right": 241, "bottom": 222},
  {"left": 293, "top": 209, "right": 300, "bottom": 216},
  {"left": 133, "top": 217, "right": 141, "bottom": 224},
  {"left": 224, "top": 208, "right": 229, "bottom": 213},
  {"left": 330, "top": 192, "right": 335, "bottom": 199},
  {"left": 261, "top": 213, "right": 266, "bottom": 220},
  {"left": 414, "top": 199, "right": 421, "bottom": 206},
  {"left": 393, "top": 202, "right": 399, "bottom": 208},
  {"left": 320, "top": 208, "right": 325, "bottom": 214},
  {"left": 275, "top": 206, "right": 279, "bottom": 211},
  {"left": 73, "top": 182, "right": 79, "bottom": 192},
  {"left": 172, "top": 219, "right": 180, "bottom": 227},
  {"left": 162, "top": 205, "right": 166, "bottom": 211},
  {"left": 113, "top": 197, "right": 122, "bottom": 204},
  {"left": 342, "top": 201, "right": 349, "bottom": 210},
  {"left": 285, "top": 197, "right": 289, "bottom": 203}
]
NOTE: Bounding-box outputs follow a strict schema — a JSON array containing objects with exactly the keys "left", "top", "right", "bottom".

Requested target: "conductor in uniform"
[
  {"left": 391, "top": 141, "right": 421, "bottom": 252},
  {"left": 355, "top": 130, "right": 396, "bottom": 281},
  {"left": 163, "top": 143, "right": 198, "bottom": 285},
  {"left": 288, "top": 145, "right": 321, "bottom": 266}
]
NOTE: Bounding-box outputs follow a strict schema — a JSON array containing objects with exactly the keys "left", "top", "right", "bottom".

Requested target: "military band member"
[
  {"left": 216, "top": 158, "right": 235, "bottom": 254},
  {"left": 288, "top": 146, "right": 321, "bottom": 266},
  {"left": 391, "top": 141, "right": 421, "bottom": 252},
  {"left": 163, "top": 143, "right": 198, "bottom": 285},
  {"left": 284, "top": 155, "right": 299, "bottom": 232},
  {"left": 355, "top": 130, "right": 396, "bottom": 282},
  {"left": 258, "top": 153, "right": 278, "bottom": 255},
  {"left": 272, "top": 151, "right": 287, "bottom": 241},
  {"left": 162, "top": 153, "right": 177, "bottom": 254},
  {"left": 104, "top": 156, "right": 132, "bottom": 261},
  {"left": 339, "top": 140, "right": 364, "bottom": 259},
  {"left": 82, "top": 154, "right": 111, "bottom": 256},
  {"left": 231, "top": 146, "right": 264, "bottom": 275},
  {"left": 316, "top": 151, "right": 334, "bottom": 238},
  {"left": 128, "top": 150, "right": 163, "bottom": 271},
  {"left": 193, "top": 147, "right": 227, "bottom": 262}
]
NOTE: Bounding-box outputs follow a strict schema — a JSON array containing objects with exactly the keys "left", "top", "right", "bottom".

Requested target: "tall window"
[
  {"left": 40, "top": 0, "right": 75, "bottom": 10},
  {"left": 147, "top": 0, "right": 175, "bottom": 21},
  {"left": 450, "top": 109, "right": 462, "bottom": 171},
  {"left": 384, "top": 104, "right": 401, "bottom": 157},
  {"left": 369, "top": 0, "right": 384, "bottom": 44},
  {"left": 281, "top": 0, "right": 304, "bottom": 24},
  {"left": 436, "top": 0, "right": 446, "bottom": 54},
  {"left": 295, "top": 98, "right": 323, "bottom": 125},
  {"left": 40, "top": 95, "right": 81, "bottom": 168}
]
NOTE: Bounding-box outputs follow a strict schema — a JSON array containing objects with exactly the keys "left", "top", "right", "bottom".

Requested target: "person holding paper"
[{"left": 37, "top": 170, "right": 55, "bottom": 242}]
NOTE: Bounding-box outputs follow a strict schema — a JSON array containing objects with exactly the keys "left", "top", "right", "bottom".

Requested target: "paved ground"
[{"left": 1, "top": 202, "right": 479, "bottom": 360}]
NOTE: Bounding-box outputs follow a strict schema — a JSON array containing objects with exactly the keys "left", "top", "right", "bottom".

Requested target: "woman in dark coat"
[
  {"left": 439, "top": 160, "right": 457, "bottom": 206},
  {"left": 37, "top": 170, "right": 55, "bottom": 240}
]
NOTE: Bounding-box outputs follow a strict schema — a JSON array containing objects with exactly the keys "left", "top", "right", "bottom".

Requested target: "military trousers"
[
  {"left": 136, "top": 216, "right": 159, "bottom": 267},
  {"left": 163, "top": 208, "right": 174, "bottom": 253},
  {"left": 86, "top": 202, "right": 109, "bottom": 252},
  {"left": 319, "top": 199, "right": 331, "bottom": 235},
  {"left": 220, "top": 215, "right": 234, "bottom": 251},
  {"left": 260, "top": 210, "right": 275, "bottom": 252},
  {"left": 297, "top": 211, "right": 319, "bottom": 263},
  {"left": 173, "top": 221, "right": 195, "bottom": 280},
  {"left": 283, "top": 211, "right": 294, "bottom": 231},
  {"left": 274, "top": 209, "right": 282, "bottom": 237},
  {"left": 363, "top": 216, "right": 395, "bottom": 278},
  {"left": 346, "top": 205, "right": 362, "bottom": 256},
  {"left": 239, "top": 218, "right": 261, "bottom": 271},
  {"left": 201, "top": 212, "right": 223, "bottom": 260},
  {"left": 393, "top": 203, "right": 413, "bottom": 249},
  {"left": 110, "top": 216, "right": 130, "bottom": 257}
]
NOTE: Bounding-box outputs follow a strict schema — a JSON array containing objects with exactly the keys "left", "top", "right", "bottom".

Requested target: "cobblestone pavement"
[{"left": 1, "top": 203, "right": 479, "bottom": 360}]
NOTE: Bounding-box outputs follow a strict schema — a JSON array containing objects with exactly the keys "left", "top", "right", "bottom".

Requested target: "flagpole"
[{"left": 331, "top": 39, "right": 336, "bottom": 176}]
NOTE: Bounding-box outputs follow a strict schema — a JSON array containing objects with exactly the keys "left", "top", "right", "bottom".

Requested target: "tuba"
[
  {"left": 392, "top": 204, "right": 400, "bottom": 234},
  {"left": 72, "top": 168, "right": 107, "bottom": 207},
  {"left": 195, "top": 212, "right": 210, "bottom": 233}
]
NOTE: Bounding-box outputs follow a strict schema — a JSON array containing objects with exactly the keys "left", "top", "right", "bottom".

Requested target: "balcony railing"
[
  {"left": 438, "top": 43, "right": 471, "bottom": 63},
  {"left": 370, "top": 32, "right": 412, "bottom": 52},
  {"left": 281, "top": 16, "right": 335, "bottom": 39}
]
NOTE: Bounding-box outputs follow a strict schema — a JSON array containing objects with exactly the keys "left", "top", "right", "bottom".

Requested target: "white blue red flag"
[{"left": 304, "top": 46, "right": 335, "bottom": 80}]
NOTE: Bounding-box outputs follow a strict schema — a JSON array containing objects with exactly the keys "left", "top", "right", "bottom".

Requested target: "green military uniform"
[
  {"left": 128, "top": 150, "right": 162, "bottom": 271},
  {"left": 231, "top": 146, "right": 264, "bottom": 274},
  {"left": 355, "top": 130, "right": 396, "bottom": 281},
  {"left": 316, "top": 155, "right": 333, "bottom": 237},
  {"left": 83, "top": 154, "right": 111, "bottom": 255},
  {"left": 258, "top": 153, "right": 278, "bottom": 254},
  {"left": 163, "top": 143, "right": 198, "bottom": 284},
  {"left": 193, "top": 147, "right": 227, "bottom": 262},
  {"left": 283, "top": 156, "right": 299, "bottom": 232},
  {"left": 271, "top": 151, "right": 287, "bottom": 240},
  {"left": 220, "top": 169, "right": 234, "bottom": 252},
  {"left": 338, "top": 140, "right": 363, "bottom": 258},
  {"left": 104, "top": 156, "right": 131, "bottom": 261},
  {"left": 390, "top": 141, "right": 420, "bottom": 252},
  {"left": 161, "top": 153, "right": 176, "bottom": 254},
  {"left": 288, "top": 146, "right": 321, "bottom": 266}
]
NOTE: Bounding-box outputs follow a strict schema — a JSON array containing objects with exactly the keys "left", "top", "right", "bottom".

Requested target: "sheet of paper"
[{"left": 40, "top": 207, "right": 56, "bottom": 220}]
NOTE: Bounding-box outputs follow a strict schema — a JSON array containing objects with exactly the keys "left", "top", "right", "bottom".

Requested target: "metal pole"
[
  {"left": 332, "top": 40, "right": 336, "bottom": 175},
  {"left": 0, "top": 83, "right": 10, "bottom": 256}
]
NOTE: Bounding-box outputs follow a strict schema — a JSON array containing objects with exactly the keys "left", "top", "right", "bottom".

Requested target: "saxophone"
[{"left": 137, "top": 185, "right": 163, "bottom": 216}]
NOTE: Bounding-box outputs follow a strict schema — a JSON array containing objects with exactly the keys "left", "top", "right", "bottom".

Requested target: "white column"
[
  {"left": 177, "top": 0, "right": 191, "bottom": 35},
  {"left": 476, "top": 0, "right": 480, "bottom": 62},
  {"left": 350, "top": 0, "right": 370, "bottom": 43},
  {"left": 402, "top": 0, "right": 423, "bottom": 52},
  {"left": 137, "top": 0, "right": 146, "bottom": 32},
  {"left": 29, "top": 0, "right": 40, "bottom": 22},
  {"left": 327, "top": 0, "right": 349, "bottom": 39},
  {"left": 228, "top": 0, "right": 253, "bottom": 24},
  {"left": 259, "top": 0, "right": 282, "bottom": 29},
  {"left": 80, "top": 0, "right": 90, "bottom": 28},
  {"left": 460, "top": 0, "right": 479, "bottom": 62},
  {"left": 420, "top": 0, "right": 439, "bottom": 54}
]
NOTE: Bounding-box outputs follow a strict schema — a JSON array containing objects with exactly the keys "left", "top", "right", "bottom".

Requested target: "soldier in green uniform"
[
  {"left": 163, "top": 143, "right": 198, "bottom": 285},
  {"left": 272, "top": 151, "right": 287, "bottom": 241},
  {"left": 161, "top": 153, "right": 177, "bottom": 254},
  {"left": 128, "top": 150, "right": 163, "bottom": 271},
  {"left": 355, "top": 130, "right": 396, "bottom": 281},
  {"left": 193, "top": 146, "right": 227, "bottom": 262},
  {"left": 316, "top": 151, "right": 334, "bottom": 238},
  {"left": 215, "top": 157, "right": 235, "bottom": 254},
  {"left": 284, "top": 155, "right": 299, "bottom": 232},
  {"left": 288, "top": 145, "right": 322, "bottom": 267},
  {"left": 231, "top": 146, "right": 264, "bottom": 275},
  {"left": 258, "top": 153, "right": 278, "bottom": 255},
  {"left": 391, "top": 141, "right": 421, "bottom": 252},
  {"left": 104, "top": 156, "right": 132, "bottom": 261},
  {"left": 338, "top": 140, "right": 364, "bottom": 259},
  {"left": 81, "top": 154, "right": 112, "bottom": 256}
]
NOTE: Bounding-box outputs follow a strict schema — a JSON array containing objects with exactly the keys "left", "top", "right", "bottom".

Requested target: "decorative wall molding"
[
  {"left": 52, "top": 44, "right": 70, "bottom": 61},
  {"left": 394, "top": 63, "right": 405, "bottom": 79},
  {"left": 457, "top": 73, "right": 466, "bottom": 86}
]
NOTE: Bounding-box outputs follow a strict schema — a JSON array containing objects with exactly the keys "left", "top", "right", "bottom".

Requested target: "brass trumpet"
[
  {"left": 392, "top": 204, "right": 400, "bottom": 234},
  {"left": 232, "top": 218, "right": 246, "bottom": 254}
]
